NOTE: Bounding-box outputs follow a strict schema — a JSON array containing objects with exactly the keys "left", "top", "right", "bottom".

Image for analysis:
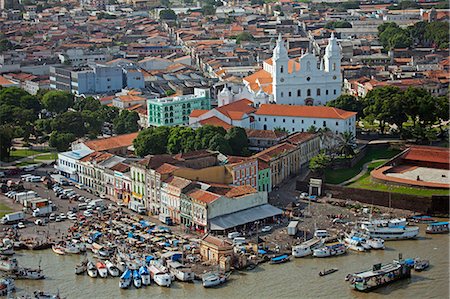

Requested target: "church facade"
[{"left": 221, "top": 34, "right": 342, "bottom": 107}]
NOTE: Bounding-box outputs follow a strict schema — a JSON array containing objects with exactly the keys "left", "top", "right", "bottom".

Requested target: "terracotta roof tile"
[
  {"left": 190, "top": 109, "right": 209, "bottom": 117},
  {"left": 199, "top": 116, "right": 232, "bottom": 130},
  {"left": 188, "top": 188, "right": 220, "bottom": 204},
  {"left": 403, "top": 146, "right": 449, "bottom": 165},
  {"left": 255, "top": 104, "right": 356, "bottom": 120},
  {"left": 83, "top": 132, "right": 138, "bottom": 152},
  {"left": 165, "top": 176, "right": 192, "bottom": 189},
  {"left": 225, "top": 185, "right": 257, "bottom": 198},
  {"left": 156, "top": 163, "right": 179, "bottom": 174}
]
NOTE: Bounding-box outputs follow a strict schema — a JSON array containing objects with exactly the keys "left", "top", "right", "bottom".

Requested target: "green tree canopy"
[
  {"left": 209, "top": 134, "right": 232, "bottom": 155},
  {"left": 236, "top": 32, "right": 255, "bottom": 44},
  {"left": 51, "top": 111, "right": 86, "bottom": 137},
  {"left": 73, "top": 96, "right": 101, "bottom": 112},
  {"left": 0, "top": 125, "right": 14, "bottom": 160},
  {"left": 225, "top": 127, "right": 249, "bottom": 156},
  {"left": 41, "top": 90, "right": 74, "bottom": 114},
  {"left": 133, "top": 126, "right": 171, "bottom": 156},
  {"left": 324, "top": 21, "right": 352, "bottom": 29},
  {"left": 326, "top": 95, "right": 364, "bottom": 119},
  {"left": 378, "top": 22, "right": 412, "bottom": 50},
  {"left": 49, "top": 132, "right": 76, "bottom": 152},
  {"left": 160, "top": 9, "right": 177, "bottom": 20},
  {"left": 309, "top": 152, "right": 331, "bottom": 175},
  {"left": 113, "top": 110, "right": 139, "bottom": 134},
  {"left": 202, "top": 4, "right": 216, "bottom": 15}
]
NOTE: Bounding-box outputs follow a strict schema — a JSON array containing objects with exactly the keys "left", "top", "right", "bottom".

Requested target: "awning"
[{"left": 209, "top": 204, "right": 283, "bottom": 231}]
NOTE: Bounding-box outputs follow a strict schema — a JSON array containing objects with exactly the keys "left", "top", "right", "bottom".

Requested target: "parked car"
[
  {"left": 261, "top": 226, "right": 273, "bottom": 233},
  {"left": 17, "top": 222, "right": 26, "bottom": 229},
  {"left": 83, "top": 210, "right": 93, "bottom": 217},
  {"left": 49, "top": 213, "right": 56, "bottom": 221},
  {"left": 34, "top": 219, "right": 43, "bottom": 226},
  {"left": 55, "top": 216, "right": 61, "bottom": 222},
  {"left": 299, "top": 192, "right": 309, "bottom": 199},
  {"left": 59, "top": 213, "right": 67, "bottom": 220}
]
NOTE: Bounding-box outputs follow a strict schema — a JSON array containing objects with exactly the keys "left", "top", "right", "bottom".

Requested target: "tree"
[
  {"left": 326, "top": 95, "right": 364, "bottom": 119},
  {"left": 208, "top": 134, "right": 232, "bottom": 155},
  {"left": 161, "top": 0, "right": 171, "bottom": 7},
  {"left": 378, "top": 22, "right": 412, "bottom": 50},
  {"left": 41, "top": 90, "right": 74, "bottom": 114},
  {"left": 434, "top": 96, "right": 450, "bottom": 136},
  {"left": 324, "top": 21, "right": 352, "bottom": 29},
  {"left": 236, "top": 32, "right": 255, "bottom": 44},
  {"left": 159, "top": 9, "right": 177, "bottom": 20},
  {"left": 309, "top": 153, "right": 331, "bottom": 176},
  {"left": 49, "top": 132, "right": 76, "bottom": 152},
  {"left": 34, "top": 118, "right": 53, "bottom": 136},
  {"left": 337, "top": 131, "right": 356, "bottom": 157},
  {"left": 202, "top": 4, "right": 216, "bottom": 16},
  {"left": 73, "top": 96, "right": 101, "bottom": 112},
  {"left": 424, "top": 21, "right": 449, "bottom": 49},
  {"left": 0, "top": 125, "right": 14, "bottom": 160},
  {"left": 274, "top": 127, "right": 289, "bottom": 134},
  {"left": 194, "top": 125, "right": 227, "bottom": 150},
  {"left": 167, "top": 127, "right": 196, "bottom": 154},
  {"left": 225, "top": 127, "right": 249, "bottom": 156},
  {"left": 113, "top": 110, "right": 139, "bottom": 134},
  {"left": 51, "top": 111, "right": 86, "bottom": 137},
  {"left": 307, "top": 125, "right": 318, "bottom": 133},
  {"left": 133, "top": 126, "right": 171, "bottom": 156}
]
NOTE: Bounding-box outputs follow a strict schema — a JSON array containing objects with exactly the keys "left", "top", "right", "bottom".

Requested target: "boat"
[
  {"left": 409, "top": 215, "right": 436, "bottom": 223},
  {"left": 202, "top": 272, "right": 229, "bottom": 288},
  {"left": 64, "top": 243, "right": 80, "bottom": 254},
  {"left": 75, "top": 260, "right": 87, "bottom": 275},
  {"left": 414, "top": 258, "right": 429, "bottom": 271},
  {"left": 292, "top": 238, "right": 323, "bottom": 258},
  {"left": 167, "top": 261, "right": 195, "bottom": 282},
  {"left": 15, "top": 267, "right": 45, "bottom": 280},
  {"left": 426, "top": 222, "right": 449, "bottom": 234},
  {"left": 105, "top": 260, "right": 120, "bottom": 277},
  {"left": 365, "top": 238, "right": 385, "bottom": 250},
  {"left": 0, "top": 256, "right": 18, "bottom": 272},
  {"left": 119, "top": 269, "right": 132, "bottom": 289},
  {"left": 319, "top": 268, "right": 338, "bottom": 276},
  {"left": 116, "top": 260, "right": 126, "bottom": 273},
  {"left": 0, "top": 277, "right": 15, "bottom": 296},
  {"left": 348, "top": 256, "right": 412, "bottom": 292},
  {"left": 364, "top": 225, "right": 419, "bottom": 240},
  {"left": 149, "top": 264, "right": 172, "bottom": 287},
  {"left": 344, "top": 236, "right": 368, "bottom": 252},
  {"left": 139, "top": 265, "right": 151, "bottom": 286},
  {"left": 132, "top": 270, "right": 141, "bottom": 288},
  {"left": 51, "top": 245, "right": 65, "bottom": 256},
  {"left": 33, "top": 290, "right": 63, "bottom": 299},
  {"left": 87, "top": 262, "right": 97, "bottom": 278},
  {"left": 96, "top": 262, "right": 108, "bottom": 278},
  {"left": 0, "top": 245, "right": 15, "bottom": 256},
  {"left": 313, "top": 243, "right": 346, "bottom": 258},
  {"left": 269, "top": 254, "right": 290, "bottom": 264}
]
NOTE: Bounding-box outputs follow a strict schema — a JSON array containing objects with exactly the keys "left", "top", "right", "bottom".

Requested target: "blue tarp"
[
  {"left": 258, "top": 249, "right": 267, "bottom": 255},
  {"left": 121, "top": 269, "right": 131, "bottom": 279},
  {"left": 90, "top": 232, "right": 102, "bottom": 241},
  {"left": 128, "top": 232, "right": 134, "bottom": 238},
  {"left": 145, "top": 256, "right": 154, "bottom": 263},
  {"left": 140, "top": 220, "right": 150, "bottom": 227},
  {"left": 171, "top": 253, "right": 182, "bottom": 261},
  {"left": 405, "top": 259, "right": 415, "bottom": 266}
]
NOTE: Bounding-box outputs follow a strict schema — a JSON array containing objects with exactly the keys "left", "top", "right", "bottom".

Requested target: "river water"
[{"left": 13, "top": 224, "right": 449, "bottom": 299}]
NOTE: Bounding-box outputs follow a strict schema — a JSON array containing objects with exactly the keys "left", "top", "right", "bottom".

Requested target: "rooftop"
[
  {"left": 83, "top": 132, "right": 138, "bottom": 152},
  {"left": 255, "top": 104, "right": 357, "bottom": 120}
]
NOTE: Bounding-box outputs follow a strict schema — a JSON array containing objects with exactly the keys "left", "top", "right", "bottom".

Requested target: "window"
[
  {"left": 307, "top": 89, "right": 311, "bottom": 96},
  {"left": 313, "top": 120, "right": 316, "bottom": 125},
  {"left": 317, "top": 89, "right": 321, "bottom": 96},
  {"left": 283, "top": 119, "right": 285, "bottom": 123},
  {"left": 326, "top": 90, "right": 329, "bottom": 95},
  {"left": 297, "top": 89, "right": 301, "bottom": 96},
  {"left": 334, "top": 89, "right": 337, "bottom": 95},
  {"left": 263, "top": 124, "right": 267, "bottom": 130},
  {"left": 288, "top": 92, "right": 292, "bottom": 97},
  {"left": 280, "top": 66, "right": 284, "bottom": 73},
  {"left": 107, "top": 78, "right": 111, "bottom": 82},
  {"left": 258, "top": 117, "right": 261, "bottom": 121},
  {"left": 292, "top": 119, "right": 295, "bottom": 123},
  {"left": 323, "top": 121, "right": 326, "bottom": 127},
  {"left": 264, "top": 118, "right": 267, "bottom": 121},
  {"left": 301, "top": 128, "right": 304, "bottom": 132},
  {"left": 274, "top": 118, "right": 276, "bottom": 122},
  {"left": 301, "top": 120, "right": 304, "bottom": 124},
  {"left": 336, "top": 121, "right": 338, "bottom": 126},
  {"left": 281, "top": 92, "right": 284, "bottom": 97},
  {"left": 292, "top": 128, "right": 295, "bottom": 132},
  {"left": 333, "top": 63, "right": 336, "bottom": 71}
]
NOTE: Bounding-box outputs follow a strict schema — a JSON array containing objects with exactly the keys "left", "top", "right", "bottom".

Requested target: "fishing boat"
[
  {"left": 105, "top": 260, "right": 120, "bottom": 277},
  {"left": 75, "top": 260, "right": 87, "bottom": 275},
  {"left": 0, "top": 277, "right": 15, "bottom": 296},
  {"left": 319, "top": 268, "right": 338, "bottom": 276},
  {"left": 51, "top": 245, "right": 65, "bottom": 256},
  {"left": 414, "top": 258, "right": 429, "bottom": 271},
  {"left": 348, "top": 256, "right": 411, "bottom": 292},
  {"left": 344, "top": 236, "right": 368, "bottom": 252},
  {"left": 96, "top": 262, "right": 108, "bottom": 278},
  {"left": 313, "top": 243, "right": 346, "bottom": 258},
  {"left": 0, "top": 245, "right": 15, "bottom": 256},
  {"left": 132, "top": 270, "right": 141, "bottom": 288},
  {"left": 139, "top": 265, "right": 151, "bottom": 286},
  {"left": 409, "top": 215, "right": 436, "bottom": 223},
  {"left": 202, "top": 272, "right": 229, "bottom": 288},
  {"left": 116, "top": 260, "right": 126, "bottom": 273},
  {"left": 15, "top": 267, "right": 45, "bottom": 280},
  {"left": 87, "top": 262, "right": 97, "bottom": 278},
  {"left": 292, "top": 238, "right": 323, "bottom": 258},
  {"left": 149, "top": 264, "right": 172, "bottom": 287},
  {"left": 0, "top": 256, "right": 18, "bottom": 272},
  {"left": 426, "top": 222, "right": 449, "bottom": 234},
  {"left": 167, "top": 261, "right": 195, "bottom": 282},
  {"left": 269, "top": 254, "right": 290, "bottom": 264},
  {"left": 64, "top": 243, "right": 80, "bottom": 254},
  {"left": 364, "top": 226, "right": 419, "bottom": 240},
  {"left": 119, "top": 269, "right": 132, "bottom": 289},
  {"left": 365, "top": 238, "right": 385, "bottom": 250},
  {"left": 33, "top": 290, "right": 63, "bottom": 299}
]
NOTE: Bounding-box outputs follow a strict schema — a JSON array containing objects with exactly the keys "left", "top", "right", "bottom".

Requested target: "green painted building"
[
  {"left": 147, "top": 88, "right": 211, "bottom": 127},
  {"left": 258, "top": 164, "right": 272, "bottom": 192}
]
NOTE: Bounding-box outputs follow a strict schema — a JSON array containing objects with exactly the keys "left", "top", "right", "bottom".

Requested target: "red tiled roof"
[
  {"left": 201, "top": 233, "right": 232, "bottom": 248},
  {"left": 255, "top": 104, "right": 356, "bottom": 119},
  {"left": 403, "top": 146, "right": 449, "bottom": 165},
  {"left": 190, "top": 109, "right": 209, "bottom": 117},
  {"left": 110, "top": 162, "right": 130, "bottom": 173},
  {"left": 156, "top": 163, "right": 179, "bottom": 174},
  {"left": 285, "top": 132, "right": 317, "bottom": 145},
  {"left": 245, "top": 129, "right": 287, "bottom": 139},
  {"left": 216, "top": 99, "right": 256, "bottom": 119},
  {"left": 225, "top": 185, "right": 257, "bottom": 198},
  {"left": 253, "top": 142, "right": 297, "bottom": 162},
  {"left": 199, "top": 116, "right": 232, "bottom": 130},
  {"left": 83, "top": 132, "right": 138, "bottom": 152},
  {"left": 188, "top": 188, "right": 220, "bottom": 204},
  {"left": 165, "top": 176, "right": 192, "bottom": 189}
]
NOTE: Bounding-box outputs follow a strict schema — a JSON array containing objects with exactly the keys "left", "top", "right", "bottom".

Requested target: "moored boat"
[
  {"left": 269, "top": 254, "right": 290, "bottom": 264},
  {"left": 33, "top": 290, "right": 63, "bottom": 299},
  {"left": 119, "top": 269, "right": 132, "bottom": 289},
  {"left": 426, "top": 222, "right": 449, "bottom": 234},
  {"left": 414, "top": 258, "right": 429, "bottom": 271},
  {"left": 0, "top": 277, "right": 15, "bottom": 296},
  {"left": 319, "top": 268, "right": 338, "bottom": 276},
  {"left": 14, "top": 267, "right": 45, "bottom": 280},
  {"left": 202, "top": 272, "right": 229, "bottom": 288},
  {"left": 167, "top": 261, "right": 194, "bottom": 282},
  {"left": 96, "top": 262, "right": 108, "bottom": 278},
  {"left": 51, "top": 245, "right": 65, "bottom": 256},
  {"left": 0, "top": 245, "right": 15, "bottom": 256},
  {"left": 0, "top": 256, "right": 18, "bottom": 272},
  {"left": 139, "top": 265, "right": 151, "bottom": 286},
  {"left": 105, "top": 260, "right": 120, "bottom": 277},
  {"left": 132, "top": 270, "right": 141, "bottom": 288},
  {"left": 64, "top": 243, "right": 80, "bottom": 254},
  {"left": 292, "top": 238, "right": 322, "bottom": 258},
  {"left": 149, "top": 264, "right": 171, "bottom": 287},
  {"left": 344, "top": 236, "right": 368, "bottom": 252},
  {"left": 409, "top": 215, "right": 436, "bottom": 223},
  {"left": 75, "top": 260, "right": 87, "bottom": 275},
  {"left": 87, "top": 262, "right": 97, "bottom": 278},
  {"left": 313, "top": 243, "right": 346, "bottom": 258}
]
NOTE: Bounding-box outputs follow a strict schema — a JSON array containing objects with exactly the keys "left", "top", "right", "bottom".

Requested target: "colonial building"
[{"left": 200, "top": 234, "right": 233, "bottom": 264}]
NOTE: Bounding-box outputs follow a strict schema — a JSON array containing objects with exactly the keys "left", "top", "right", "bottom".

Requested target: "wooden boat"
[
  {"left": 96, "top": 262, "right": 108, "bottom": 278},
  {"left": 269, "top": 254, "right": 290, "bottom": 264},
  {"left": 202, "top": 272, "right": 230, "bottom": 288},
  {"left": 414, "top": 259, "right": 429, "bottom": 271},
  {"left": 319, "top": 268, "right": 338, "bottom": 276},
  {"left": 14, "top": 267, "right": 45, "bottom": 280},
  {"left": 0, "top": 257, "right": 18, "bottom": 272},
  {"left": 52, "top": 245, "right": 65, "bottom": 256},
  {"left": 119, "top": 269, "right": 132, "bottom": 289},
  {"left": 105, "top": 260, "right": 120, "bottom": 277},
  {"left": 426, "top": 222, "right": 449, "bottom": 234},
  {"left": 87, "top": 262, "right": 97, "bottom": 278},
  {"left": 75, "top": 260, "right": 87, "bottom": 275}
]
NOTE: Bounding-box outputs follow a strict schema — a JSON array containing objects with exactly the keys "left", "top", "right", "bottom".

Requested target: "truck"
[
  {"left": 159, "top": 214, "right": 173, "bottom": 226},
  {"left": 87, "top": 199, "right": 104, "bottom": 210},
  {"left": 14, "top": 191, "right": 37, "bottom": 204},
  {"left": 32, "top": 205, "right": 53, "bottom": 217},
  {"left": 1, "top": 212, "right": 25, "bottom": 224},
  {"left": 23, "top": 198, "right": 49, "bottom": 209},
  {"left": 287, "top": 221, "right": 299, "bottom": 236},
  {"left": 128, "top": 201, "right": 146, "bottom": 215}
]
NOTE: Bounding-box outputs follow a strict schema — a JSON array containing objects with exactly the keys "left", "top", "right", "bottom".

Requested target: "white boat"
[
  {"left": 0, "top": 245, "right": 15, "bottom": 256},
  {"left": 344, "top": 238, "right": 366, "bottom": 252},
  {"left": 167, "top": 261, "right": 195, "bottom": 282},
  {"left": 15, "top": 267, "right": 45, "bottom": 280},
  {"left": 0, "top": 277, "right": 15, "bottom": 296},
  {"left": 149, "top": 264, "right": 171, "bottom": 287},
  {"left": 75, "top": 260, "right": 87, "bottom": 275},
  {"left": 139, "top": 265, "right": 151, "bottom": 286},
  {"left": 33, "top": 290, "right": 63, "bottom": 299},
  {"left": 87, "top": 262, "right": 98, "bottom": 278},
  {"left": 51, "top": 245, "right": 65, "bottom": 256},
  {"left": 119, "top": 269, "right": 132, "bottom": 289},
  {"left": 313, "top": 243, "right": 346, "bottom": 258},
  {"left": 116, "top": 261, "right": 126, "bottom": 273},
  {"left": 292, "top": 238, "right": 323, "bottom": 258},
  {"left": 364, "top": 226, "right": 419, "bottom": 240},
  {"left": 202, "top": 272, "right": 229, "bottom": 288},
  {"left": 0, "top": 257, "right": 18, "bottom": 272},
  {"left": 348, "top": 230, "right": 384, "bottom": 250},
  {"left": 133, "top": 270, "right": 141, "bottom": 288},
  {"left": 64, "top": 243, "right": 80, "bottom": 254},
  {"left": 105, "top": 260, "right": 120, "bottom": 277},
  {"left": 366, "top": 238, "right": 385, "bottom": 249},
  {"left": 96, "top": 262, "right": 108, "bottom": 278}
]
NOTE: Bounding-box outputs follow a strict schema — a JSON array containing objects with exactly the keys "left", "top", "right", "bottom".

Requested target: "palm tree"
[{"left": 338, "top": 131, "right": 356, "bottom": 157}]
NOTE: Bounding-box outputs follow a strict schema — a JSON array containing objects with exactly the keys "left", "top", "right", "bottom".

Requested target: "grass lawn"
[
  {"left": 348, "top": 175, "right": 450, "bottom": 197},
  {"left": 0, "top": 203, "right": 13, "bottom": 218},
  {"left": 15, "top": 161, "right": 40, "bottom": 167},
  {"left": 324, "top": 147, "right": 401, "bottom": 185},
  {"left": 3, "top": 148, "right": 52, "bottom": 163},
  {"left": 35, "top": 153, "right": 57, "bottom": 161}
]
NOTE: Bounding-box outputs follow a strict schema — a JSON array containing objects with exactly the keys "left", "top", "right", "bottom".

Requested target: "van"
[
  {"left": 232, "top": 237, "right": 246, "bottom": 246},
  {"left": 78, "top": 203, "right": 88, "bottom": 210},
  {"left": 314, "top": 229, "right": 329, "bottom": 238},
  {"left": 227, "top": 232, "right": 241, "bottom": 239}
]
